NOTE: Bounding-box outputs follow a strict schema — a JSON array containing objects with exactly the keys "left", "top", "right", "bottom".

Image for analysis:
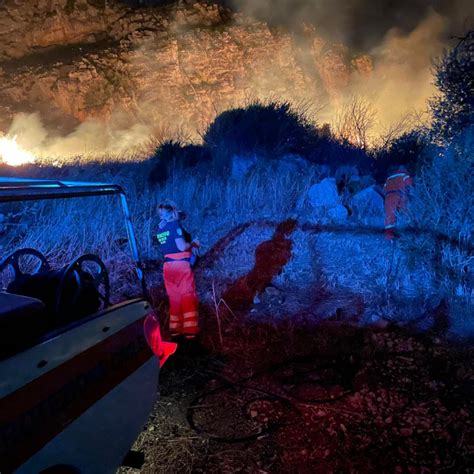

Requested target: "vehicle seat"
[
  {"left": 7, "top": 268, "right": 101, "bottom": 325},
  {"left": 7, "top": 272, "right": 59, "bottom": 314},
  {"left": 0, "top": 292, "right": 46, "bottom": 359}
]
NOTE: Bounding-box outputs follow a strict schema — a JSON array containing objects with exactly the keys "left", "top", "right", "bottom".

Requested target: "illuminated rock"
[
  {"left": 308, "top": 178, "right": 340, "bottom": 209},
  {"left": 327, "top": 204, "right": 348, "bottom": 222},
  {"left": 0, "top": 1, "right": 372, "bottom": 136},
  {"left": 350, "top": 185, "right": 384, "bottom": 223}
]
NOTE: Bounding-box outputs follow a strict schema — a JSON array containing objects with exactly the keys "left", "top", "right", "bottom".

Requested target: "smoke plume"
[
  {"left": 228, "top": 1, "right": 472, "bottom": 141},
  {"left": 227, "top": 0, "right": 472, "bottom": 51},
  {"left": 4, "top": 112, "right": 153, "bottom": 162},
  {"left": 2, "top": 0, "right": 472, "bottom": 161}
]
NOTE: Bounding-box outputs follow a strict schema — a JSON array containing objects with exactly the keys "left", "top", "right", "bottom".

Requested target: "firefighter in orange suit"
[
  {"left": 156, "top": 202, "right": 200, "bottom": 339},
  {"left": 383, "top": 166, "right": 413, "bottom": 240}
]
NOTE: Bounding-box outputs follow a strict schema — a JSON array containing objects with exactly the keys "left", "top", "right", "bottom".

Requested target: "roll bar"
[{"left": 0, "top": 177, "right": 149, "bottom": 298}]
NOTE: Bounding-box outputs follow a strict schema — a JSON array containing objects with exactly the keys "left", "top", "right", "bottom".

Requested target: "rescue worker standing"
[
  {"left": 156, "top": 202, "right": 200, "bottom": 339},
  {"left": 383, "top": 165, "right": 413, "bottom": 240}
]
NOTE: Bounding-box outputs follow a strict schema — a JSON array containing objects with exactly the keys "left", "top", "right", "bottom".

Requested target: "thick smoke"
[
  {"left": 344, "top": 10, "right": 448, "bottom": 138},
  {"left": 122, "top": 0, "right": 473, "bottom": 146},
  {"left": 2, "top": 0, "right": 472, "bottom": 161},
  {"left": 361, "top": 11, "right": 446, "bottom": 131},
  {"left": 5, "top": 112, "right": 153, "bottom": 161},
  {"left": 229, "top": 0, "right": 471, "bottom": 140},
  {"left": 228, "top": 0, "right": 473, "bottom": 51}
]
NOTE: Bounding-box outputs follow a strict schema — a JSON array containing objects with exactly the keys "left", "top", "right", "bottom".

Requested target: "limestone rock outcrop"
[{"left": 0, "top": 0, "right": 373, "bottom": 136}]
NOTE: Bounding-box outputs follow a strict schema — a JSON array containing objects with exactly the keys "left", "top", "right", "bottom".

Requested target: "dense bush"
[
  {"left": 202, "top": 100, "right": 381, "bottom": 179},
  {"left": 148, "top": 141, "right": 211, "bottom": 185},
  {"left": 409, "top": 130, "right": 473, "bottom": 240},
  {"left": 373, "top": 130, "right": 430, "bottom": 182},
  {"left": 311, "top": 137, "right": 374, "bottom": 175},
  {"left": 431, "top": 30, "right": 474, "bottom": 144},
  {"left": 202, "top": 101, "right": 327, "bottom": 166},
  {"left": 411, "top": 28, "right": 474, "bottom": 243},
  {"left": 407, "top": 128, "right": 474, "bottom": 299}
]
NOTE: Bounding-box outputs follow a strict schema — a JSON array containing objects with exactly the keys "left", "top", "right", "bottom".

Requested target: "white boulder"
[
  {"left": 308, "top": 178, "right": 341, "bottom": 209},
  {"left": 350, "top": 185, "right": 384, "bottom": 221},
  {"left": 328, "top": 204, "right": 349, "bottom": 222}
]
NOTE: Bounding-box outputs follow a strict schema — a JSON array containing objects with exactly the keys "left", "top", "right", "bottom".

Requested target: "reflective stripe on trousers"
[
  {"left": 163, "top": 260, "right": 199, "bottom": 335},
  {"left": 383, "top": 173, "right": 412, "bottom": 240}
]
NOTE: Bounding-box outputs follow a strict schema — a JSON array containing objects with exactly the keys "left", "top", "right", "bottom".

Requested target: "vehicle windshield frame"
[{"left": 0, "top": 177, "right": 148, "bottom": 298}]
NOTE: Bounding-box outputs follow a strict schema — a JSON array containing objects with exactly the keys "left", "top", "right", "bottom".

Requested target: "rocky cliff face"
[{"left": 0, "top": 0, "right": 372, "bottom": 137}]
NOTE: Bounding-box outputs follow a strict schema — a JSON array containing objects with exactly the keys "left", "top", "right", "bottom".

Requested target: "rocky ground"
[
  {"left": 1, "top": 163, "right": 471, "bottom": 473},
  {"left": 117, "top": 296, "right": 474, "bottom": 473},
  {"left": 117, "top": 224, "right": 474, "bottom": 473}
]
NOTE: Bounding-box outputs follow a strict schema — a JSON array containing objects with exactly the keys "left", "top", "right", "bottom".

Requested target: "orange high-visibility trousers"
[
  {"left": 384, "top": 171, "right": 413, "bottom": 240},
  {"left": 384, "top": 191, "right": 402, "bottom": 240},
  {"left": 163, "top": 258, "right": 199, "bottom": 336}
]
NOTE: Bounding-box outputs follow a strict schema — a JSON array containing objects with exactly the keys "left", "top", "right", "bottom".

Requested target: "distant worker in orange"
[
  {"left": 156, "top": 202, "right": 200, "bottom": 339},
  {"left": 383, "top": 165, "right": 413, "bottom": 240}
]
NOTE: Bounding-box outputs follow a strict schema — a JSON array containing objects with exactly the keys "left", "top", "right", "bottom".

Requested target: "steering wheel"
[
  {"left": 56, "top": 254, "right": 111, "bottom": 317},
  {"left": 0, "top": 248, "right": 50, "bottom": 280}
]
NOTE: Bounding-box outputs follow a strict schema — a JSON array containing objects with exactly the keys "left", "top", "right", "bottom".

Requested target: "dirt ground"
[
  {"left": 118, "top": 298, "right": 474, "bottom": 472},
  {"left": 3, "top": 202, "right": 471, "bottom": 472},
  {"left": 118, "top": 219, "right": 473, "bottom": 473}
]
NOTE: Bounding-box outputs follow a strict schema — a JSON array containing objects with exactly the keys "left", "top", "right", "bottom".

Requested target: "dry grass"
[
  {"left": 0, "top": 163, "right": 314, "bottom": 290},
  {"left": 1, "top": 157, "right": 472, "bottom": 332},
  {"left": 406, "top": 143, "right": 473, "bottom": 305}
]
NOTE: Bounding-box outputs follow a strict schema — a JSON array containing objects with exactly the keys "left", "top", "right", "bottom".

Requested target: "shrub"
[
  {"left": 431, "top": 29, "right": 474, "bottom": 144},
  {"left": 202, "top": 101, "right": 326, "bottom": 168},
  {"left": 202, "top": 100, "right": 380, "bottom": 177},
  {"left": 407, "top": 128, "right": 474, "bottom": 300},
  {"left": 148, "top": 141, "right": 211, "bottom": 185},
  {"left": 373, "top": 129, "right": 429, "bottom": 183},
  {"left": 311, "top": 137, "right": 373, "bottom": 174},
  {"left": 409, "top": 127, "right": 473, "bottom": 240}
]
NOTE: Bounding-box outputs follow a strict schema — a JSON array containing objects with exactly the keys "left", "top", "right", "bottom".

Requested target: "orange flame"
[{"left": 0, "top": 136, "right": 36, "bottom": 166}]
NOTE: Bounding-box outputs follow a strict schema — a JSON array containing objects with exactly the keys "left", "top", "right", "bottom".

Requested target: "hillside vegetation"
[{"left": 0, "top": 30, "right": 472, "bottom": 336}]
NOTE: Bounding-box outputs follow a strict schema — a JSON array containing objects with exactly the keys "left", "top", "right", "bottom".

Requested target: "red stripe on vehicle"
[{"left": 0, "top": 317, "right": 154, "bottom": 473}]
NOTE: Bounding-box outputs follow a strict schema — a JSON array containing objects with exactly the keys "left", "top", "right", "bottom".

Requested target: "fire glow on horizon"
[{"left": 0, "top": 136, "right": 36, "bottom": 167}]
